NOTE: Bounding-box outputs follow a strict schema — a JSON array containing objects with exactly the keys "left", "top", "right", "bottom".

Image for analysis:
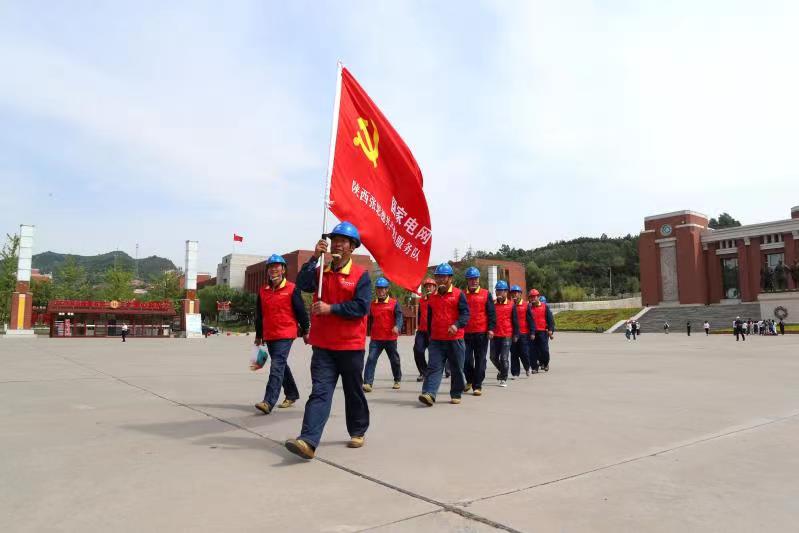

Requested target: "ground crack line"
[
  {"left": 40, "top": 347, "right": 522, "bottom": 533},
  {"left": 465, "top": 410, "right": 799, "bottom": 505}
]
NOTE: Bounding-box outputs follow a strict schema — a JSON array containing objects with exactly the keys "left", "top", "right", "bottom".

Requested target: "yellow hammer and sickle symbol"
[{"left": 353, "top": 117, "right": 379, "bottom": 168}]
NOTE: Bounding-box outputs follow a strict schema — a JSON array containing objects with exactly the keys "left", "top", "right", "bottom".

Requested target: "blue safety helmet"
[
  {"left": 464, "top": 266, "right": 480, "bottom": 279},
  {"left": 539, "top": 296, "right": 547, "bottom": 304},
  {"left": 266, "top": 254, "right": 286, "bottom": 266},
  {"left": 434, "top": 263, "right": 454, "bottom": 276},
  {"left": 375, "top": 277, "right": 390, "bottom": 288},
  {"left": 325, "top": 221, "right": 361, "bottom": 248},
  {"left": 495, "top": 280, "right": 509, "bottom": 291},
  {"left": 510, "top": 284, "right": 522, "bottom": 293}
]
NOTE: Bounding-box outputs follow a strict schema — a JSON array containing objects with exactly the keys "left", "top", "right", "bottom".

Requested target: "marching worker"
[
  {"left": 509, "top": 285, "right": 531, "bottom": 378},
  {"left": 489, "top": 280, "right": 518, "bottom": 387},
  {"left": 527, "top": 288, "right": 555, "bottom": 372},
  {"left": 363, "top": 277, "right": 403, "bottom": 392},
  {"left": 253, "top": 254, "right": 310, "bottom": 415},
  {"left": 418, "top": 263, "right": 470, "bottom": 406},
  {"left": 285, "top": 221, "right": 372, "bottom": 460},
  {"left": 463, "top": 266, "right": 496, "bottom": 396},
  {"left": 413, "top": 277, "right": 438, "bottom": 381}
]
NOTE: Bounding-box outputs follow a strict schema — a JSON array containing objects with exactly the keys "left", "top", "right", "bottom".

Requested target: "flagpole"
[{"left": 318, "top": 60, "right": 344, "bottom": 299}]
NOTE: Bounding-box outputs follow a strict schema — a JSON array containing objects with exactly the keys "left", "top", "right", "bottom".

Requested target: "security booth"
[{"left": 47, "top": 300, "right": 176, "bottom": 338}]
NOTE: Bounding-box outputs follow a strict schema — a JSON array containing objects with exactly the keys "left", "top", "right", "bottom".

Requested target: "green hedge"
[{"left": 554, "top": 308, "right": 642, "bottom": 333}]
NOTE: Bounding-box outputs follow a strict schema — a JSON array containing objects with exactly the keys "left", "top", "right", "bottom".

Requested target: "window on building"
[
  {"left": 763, "top": 253, "right": 787, "bottom": 292},
  {"left": 721, "top": 257, "right": 739, "bottom": 299}
]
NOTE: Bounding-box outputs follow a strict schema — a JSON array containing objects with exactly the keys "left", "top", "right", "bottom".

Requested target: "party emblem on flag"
[{"left": 353, "top": 118, "right": 379, "bottom": 167}]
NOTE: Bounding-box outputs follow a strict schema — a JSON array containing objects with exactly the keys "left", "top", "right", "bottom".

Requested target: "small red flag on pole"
[{"left": 233, "top": 234, "right": 244, "bottom": 242}]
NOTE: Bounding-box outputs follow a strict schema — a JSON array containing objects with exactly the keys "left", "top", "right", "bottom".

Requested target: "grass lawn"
[{"left": 554, "top": 308, "right": 642, "bottom": 333}]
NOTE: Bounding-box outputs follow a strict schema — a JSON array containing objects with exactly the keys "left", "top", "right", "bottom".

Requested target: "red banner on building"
[{"left": 328, "top": 67, "right": 432, "bottom": 292}]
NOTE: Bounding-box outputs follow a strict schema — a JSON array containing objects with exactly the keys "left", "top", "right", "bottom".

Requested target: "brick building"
[
  {"left": 244, "top": 250, "right": 375, "bottom": 294},
  {"left": 639, "top": 206, "right": 799, "bottom": 307},
  {"left": 452, "top": 258, "right": 527, "bottom": 294}
]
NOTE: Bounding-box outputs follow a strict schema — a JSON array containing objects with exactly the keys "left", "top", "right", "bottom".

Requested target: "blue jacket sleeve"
[
  {"left": 296, "top": 257, "right": 319, "bottom": 293},
  {"left": 546, "top": 306, "right": 555, "bottom": 332},
  {"left": 330, "top": 271, "right": 372, "bottom": 319},
  {"left": 292, "top": 286, "right": 310, "bottom": 334},
  {"left": 526, "top": 304, "right": 534, "bottom": 335},
  {"left": 254, "top": 291, "right": 263, "bottom": 339},
  {"left": 455, "top": 292, "right": 470, "bottom": 329},
  {"left": 486, "top": 297, "right": 496, "bottom": 331},
  {"left": 511, "top": 306, "right": 519, "bottom": 336},
  {"left": 394, "top": 301, "right": 404, "bottom": 330}
]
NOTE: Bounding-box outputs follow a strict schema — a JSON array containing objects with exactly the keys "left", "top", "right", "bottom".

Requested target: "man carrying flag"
[
  {"left": 285, "top": 64, "right": 431, "bottom": 456},
  {"left": 285, "top": 222, "right": 372, "bottom": 460}
]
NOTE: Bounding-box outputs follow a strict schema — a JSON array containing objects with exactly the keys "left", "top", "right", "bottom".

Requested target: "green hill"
[
  {"left": 33, "top": 251, "right": 177, "bottom": 283},
  {"left": 471, "top": 234, "right": 640, "bottom": 302}
]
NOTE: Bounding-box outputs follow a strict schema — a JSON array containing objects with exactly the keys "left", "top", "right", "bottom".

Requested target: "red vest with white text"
[
  {"left": 515, "top": 300, "right": 530, "bottom": 334},
  {"left": 429, "top": 286, "right": 465, "bottom": 341},
  {"left": 371, "top": 298, "right": 398, "bottom": 341},
  {"left": 309, "top": 262, "right": 367, "bottom": 350},
  {"left": 494, "top": 298, "right": 514, "bottom": 338},
  {"left": 259, "top": 280, "right": 298, "bottom": 341},
  {"left": 464, "top": 288, "right": 489, "bottom": 333},
  {"left": 531, "top": 303, "right": 549, "bottom": 332}
]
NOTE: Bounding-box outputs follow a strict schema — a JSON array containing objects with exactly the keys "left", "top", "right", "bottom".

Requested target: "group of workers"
[{"left": 250, "top": 221, "right": 555, "bottom": 461}]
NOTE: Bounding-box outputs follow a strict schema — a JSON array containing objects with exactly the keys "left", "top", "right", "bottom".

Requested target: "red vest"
[
  {"left": 309, "top": 261, "right": 368, "bottom": 350},
  {"left": 531, "top": 303, "right": 549, "bottom": 331},
  {"left": 371, "top": 298, "right": 398, "bottom": 341},
  {"left": 515, "top": 300, "right": 530, "bottom": 334},
  {"left": 494, "top": 298, "right": 514, "bottom": 338},
  {"left": 259, "top": 280, "right": 299, "bottom": 341},
  {"left": 417, "top": 297, "right": 430, "bottom": 333},
  {"left": 464, "top": 288, "right": 489, "bottom": 333},
  {"left": 429, "top": 286, "right": 465, "bottom": 341}
]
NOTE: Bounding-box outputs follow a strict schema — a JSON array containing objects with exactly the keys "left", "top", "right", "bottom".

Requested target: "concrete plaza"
[{"left": 2, "top": 332, "right": 798, "bottom": 532}]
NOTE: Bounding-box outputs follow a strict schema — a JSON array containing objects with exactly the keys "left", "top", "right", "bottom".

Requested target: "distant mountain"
[{"left": 33, "top": 251, "right": 178, "bottom": 283}]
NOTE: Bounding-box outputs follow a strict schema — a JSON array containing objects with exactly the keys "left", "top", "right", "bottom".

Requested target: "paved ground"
[{"left": 2, "top": 332, "right": 798, "bottom": 532}]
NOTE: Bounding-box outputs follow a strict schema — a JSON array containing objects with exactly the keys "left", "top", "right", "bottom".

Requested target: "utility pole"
[
  {"left": 134, "top": 243, "right": 139, "bottom": 280},
  {"left": 609, "top": 266, "right": 613, "bottom": 296}
]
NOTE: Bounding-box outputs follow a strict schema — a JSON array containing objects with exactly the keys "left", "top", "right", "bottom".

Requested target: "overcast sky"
[{"left": 1, "top": 1, "right": 798, "bottom": 273}]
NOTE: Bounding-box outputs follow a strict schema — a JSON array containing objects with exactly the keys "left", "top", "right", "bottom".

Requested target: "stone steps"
[{"left": 628, "top": 303, "right": 762, "bottom": 333}]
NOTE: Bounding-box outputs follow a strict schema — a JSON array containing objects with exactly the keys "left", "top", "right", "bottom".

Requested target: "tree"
[
  {"left": 708, "top": 212, "right": 742, "bottom": 229},
  {"left": 0, "top": 234, "right": 20, "bottom": 327},
  {"left": 53, "top": 257, "right": 92, "bottom": 300},
  {"left": 561, "top": 285, "right": 587, "bottom": 302},
  {"left": 31, "top": 278, "right": 54, "bottom": 307},
  {"left": 198, "top": 285, "right": 238, "bottom": 321},
  {"left": 101, "top": 267, "right": 134, "bottom": 301},
  {"left": 231, "top": 290, "right": 257, "bottom": 324},
  {"left": 148, "top": 271, "right": 182, "bottom": 301}
]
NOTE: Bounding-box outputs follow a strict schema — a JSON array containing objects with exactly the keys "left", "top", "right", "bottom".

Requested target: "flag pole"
[{"left": 318, "top": 60, "right": 344, "bottom": 299}]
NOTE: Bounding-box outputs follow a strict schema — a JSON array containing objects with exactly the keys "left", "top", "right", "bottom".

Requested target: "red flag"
[
  {"left": 328, "top": 67, "right": 432, "bottom": 292},
  {"left": 233, "top": 234, "right": 244, "bottom": 242}
]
